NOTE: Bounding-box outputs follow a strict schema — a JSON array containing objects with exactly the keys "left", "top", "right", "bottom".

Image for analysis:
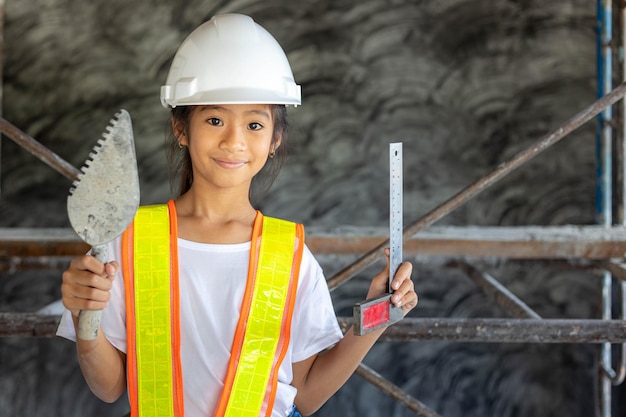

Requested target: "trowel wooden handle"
[{"left": 77, "top": 244, "right": 108, "bottom": 341}]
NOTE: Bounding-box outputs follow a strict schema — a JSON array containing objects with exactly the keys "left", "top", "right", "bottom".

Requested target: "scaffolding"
[{"left": 2, "top": 2, "right": 626, "bottom": 417}]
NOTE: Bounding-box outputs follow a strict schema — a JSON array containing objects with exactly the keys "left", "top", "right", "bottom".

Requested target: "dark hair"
[{"left": 166, "top": 105, "right": 289, "bottom": 201}]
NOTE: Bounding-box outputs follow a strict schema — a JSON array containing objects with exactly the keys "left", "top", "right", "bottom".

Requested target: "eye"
[
  {"left": 248, "top": 122, "right": 263, "bottom": 131},
  {"left": 207, "top": 117, "right": 223, "bottom": 126}
]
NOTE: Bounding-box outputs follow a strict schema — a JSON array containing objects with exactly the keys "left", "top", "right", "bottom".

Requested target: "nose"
[{"left": 219, "top": 125, "right": 247, "bottom": 153}]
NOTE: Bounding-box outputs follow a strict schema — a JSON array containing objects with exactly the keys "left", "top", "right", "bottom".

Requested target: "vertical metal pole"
[
  {"left": 597, "top": 1, "right": 614, "bottom": 416},
  {"left": 613, "top": 0, "right": 626, "bottom": 388}
]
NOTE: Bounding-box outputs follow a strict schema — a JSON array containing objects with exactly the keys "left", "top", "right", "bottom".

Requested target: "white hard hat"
[{"left": 160, "top": 14, "right": 301, "bottom": 108}]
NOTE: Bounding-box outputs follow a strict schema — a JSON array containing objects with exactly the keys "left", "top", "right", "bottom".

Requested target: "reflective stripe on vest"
[
  {"left": 215, "top": 213, "right": 304, "bottom": 417},
  {"left": 122, "top": 200, "right": 304, "bottom": 417}
]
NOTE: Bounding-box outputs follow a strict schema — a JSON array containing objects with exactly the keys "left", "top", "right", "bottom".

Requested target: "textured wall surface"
[{"left": 0, "top": 0, "right": 616, "bottom": 416}]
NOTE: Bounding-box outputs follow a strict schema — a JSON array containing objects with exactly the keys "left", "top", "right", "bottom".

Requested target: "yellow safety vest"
[{"left": 122, "top": 200, "right": 304, "bottom": 417}]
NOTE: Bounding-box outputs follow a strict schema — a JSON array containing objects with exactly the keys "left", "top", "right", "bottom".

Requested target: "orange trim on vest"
[
  {"left": 168, "top": 200, "right": 184, "bottom": 417},
  {"left": 122, "top": 222, "right": 138, "bottom": 415}
]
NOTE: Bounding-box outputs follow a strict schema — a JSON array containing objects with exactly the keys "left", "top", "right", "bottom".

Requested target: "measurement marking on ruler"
[
  {"left": 352, "top": 142, "right": 404, "bottom": 335},
  {"left": 389, "top": 142, "right": 403, "bottom": 291}
]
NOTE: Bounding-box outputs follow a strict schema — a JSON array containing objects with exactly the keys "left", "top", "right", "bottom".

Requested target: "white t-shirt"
[{"left": 57, "top": 236, "right": 343, "bottom": 417}]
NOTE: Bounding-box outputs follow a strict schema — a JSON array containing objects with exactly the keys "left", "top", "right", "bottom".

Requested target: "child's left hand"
[{"left": 366, "top": 248, "right": 417, "bottom": 316}]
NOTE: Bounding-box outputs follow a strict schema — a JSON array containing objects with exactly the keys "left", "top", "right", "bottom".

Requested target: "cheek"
[{"left": 253, "top": 135, "right": 274, "bottom": 154}]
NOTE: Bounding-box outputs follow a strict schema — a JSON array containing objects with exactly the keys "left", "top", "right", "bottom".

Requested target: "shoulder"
[{"left": 295, "top": 244, "right": 328, "bottom": 296}]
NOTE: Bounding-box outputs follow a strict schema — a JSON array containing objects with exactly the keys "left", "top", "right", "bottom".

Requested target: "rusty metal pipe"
[
  {"left": 5, "top": 314, "right": 626, "bottom": 343},
  {"left": 337, "top": 317, "right": 626, "bottom": 343},
  {"left": 0, "top": 313, "right": 62, "bottom": 337},
  {"left": 0, "top": 117, "right": 80, "bottom": 181},
  {"left": 0, "top": 256, "right": 74, "bottom": 274},
  {"left": 355, "top": 363, "right": 443, "bottom": 417},
  {"left": 327, "top": 81, "right": 626, "bottom": 291},
  {"left": 448, "top": 261, "right": 542, "bottom": 319}
]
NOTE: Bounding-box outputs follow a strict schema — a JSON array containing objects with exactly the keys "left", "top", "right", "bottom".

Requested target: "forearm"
[
  {"left": 294, "top": 325, "right": 384, "bottom": 415},
  {"left": 293, "top": 258, "right": 417, "bottom": 415},
  {"left": 72, "top": 315, "right": 127, "bottom": 403}
]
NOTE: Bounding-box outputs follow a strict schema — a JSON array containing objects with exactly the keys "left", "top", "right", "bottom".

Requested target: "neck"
[
  {"left": 179, "top": 182, "right": 255, "bottom": 216},
  {"left": 173, "top": 186, "right": 258, "bottom": 244}
]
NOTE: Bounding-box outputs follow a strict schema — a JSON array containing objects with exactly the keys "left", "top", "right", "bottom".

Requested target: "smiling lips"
[{"left": 213, "top": 157, "right": 247, "bottom": 169}]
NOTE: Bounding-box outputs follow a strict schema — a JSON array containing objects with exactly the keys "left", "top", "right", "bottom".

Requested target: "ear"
[
  {"left": 271, "top": 132, "right": 282, "bottom": 153},
  {"left": 172, "top": 118, "right": 188, "bottom": 146}
]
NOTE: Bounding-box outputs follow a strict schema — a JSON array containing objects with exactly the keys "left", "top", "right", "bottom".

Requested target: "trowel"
[{"left": 67, "top": 109, "right": 139, "bottom": 340}]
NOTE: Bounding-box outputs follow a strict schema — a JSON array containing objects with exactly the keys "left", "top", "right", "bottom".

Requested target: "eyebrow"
[{"left": 199, "top": 105, "right": 271, "bottom": 119}]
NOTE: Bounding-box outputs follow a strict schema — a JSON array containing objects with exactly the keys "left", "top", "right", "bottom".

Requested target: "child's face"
[{"left": 181, "top": 104, "right": 278, "bottom": 192}]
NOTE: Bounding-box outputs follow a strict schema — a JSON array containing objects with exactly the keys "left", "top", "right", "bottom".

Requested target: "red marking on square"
[{"left": 361, "top": 299, "right": 390, "bottom": 331}]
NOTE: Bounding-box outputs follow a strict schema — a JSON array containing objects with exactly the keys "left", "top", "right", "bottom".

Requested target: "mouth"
[{"left": 213, "top": 157, "right": 247, "bottom": 169}]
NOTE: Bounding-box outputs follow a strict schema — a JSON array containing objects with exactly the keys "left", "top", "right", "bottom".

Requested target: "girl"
[{"left": 57, "top": 13, "right": 417, "bottom": 417}]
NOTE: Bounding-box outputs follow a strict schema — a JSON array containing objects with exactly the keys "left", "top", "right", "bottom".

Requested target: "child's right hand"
[{"left": 61, "top": 255, "right": 119, "bottom": 318}]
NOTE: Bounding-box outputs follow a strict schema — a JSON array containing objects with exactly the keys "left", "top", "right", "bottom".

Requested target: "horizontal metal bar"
[
  {"left": 0, "top": 256, "right": 74, "bottom": 273},
  {"left": 2, "top": 225, "right": 626, "bottom": 260},
  {"left": 0, "top": 313, "right": 61, "bottom": 337},
  {"left": 6, "top": 313, "right": 626, "bottom": 344},
  {"left": 0, "top": 228, "right": 88, "bottom": 258},
  {"left": 338, "top": 317, "right": 626, "bottom": 343},
  {"left": 313, "top": 225, "right": 626, "bottom": 261}
]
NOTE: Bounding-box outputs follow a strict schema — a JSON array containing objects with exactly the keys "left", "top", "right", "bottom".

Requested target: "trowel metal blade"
[{"left": 67, "top": 109, "right": 139, "bottom": 246}]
